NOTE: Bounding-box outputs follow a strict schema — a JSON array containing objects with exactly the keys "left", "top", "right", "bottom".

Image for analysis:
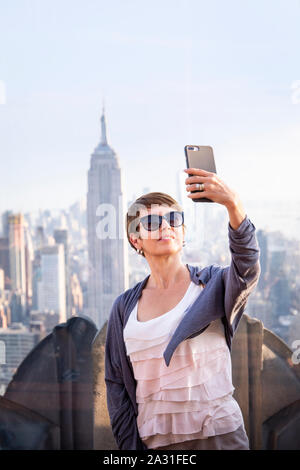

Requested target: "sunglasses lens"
[
  {"left": 142, "top": 215, "right": 160, "bottom": 231},
  {"left": 169, "top": 211, "right": 184, "bottom": 227}
]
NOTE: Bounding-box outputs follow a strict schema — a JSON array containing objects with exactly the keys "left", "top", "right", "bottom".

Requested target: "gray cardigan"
[{"left": 104, "top": 216, "right": 260, "bottom": 450}]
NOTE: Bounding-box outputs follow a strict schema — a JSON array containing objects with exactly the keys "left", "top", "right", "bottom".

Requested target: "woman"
[{"left": 105, "top": 167, "right": 260, "bottom": 450}]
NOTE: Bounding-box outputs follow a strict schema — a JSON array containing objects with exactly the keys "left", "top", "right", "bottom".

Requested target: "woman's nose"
[
  {"left": 160, "top": 219, "right": 175, "bottom": 236},
  {"left": 160, "top": 218, "right": 171, "bottom": 229}
]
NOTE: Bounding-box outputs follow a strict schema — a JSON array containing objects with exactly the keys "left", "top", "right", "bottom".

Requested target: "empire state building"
[{"left": 87, "top": 110, "right": 129, "bottom": 330}]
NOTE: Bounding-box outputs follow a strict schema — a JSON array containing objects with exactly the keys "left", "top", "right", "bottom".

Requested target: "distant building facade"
[
  {"left": 37, "top": 245, "right": 66, "bottom": 323},
  {"left": 87, "top": 110, "right": 129, "bottom": 329},
  {"left": 54, "top": 229, "right": 71, "bottom": 319},
  {"left": 0, "top": 323, "right": 37, "bottom": 393},
  {"left": 8, "top": 214, "right": 26, "bottom": 294},
  {"left": 0, "top": 237, "right": 10, "bottom": 290}
]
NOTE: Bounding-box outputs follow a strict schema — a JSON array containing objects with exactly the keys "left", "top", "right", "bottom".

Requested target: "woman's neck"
[{"left": 146, "top": 260, "right": 190, "bottom": 290}]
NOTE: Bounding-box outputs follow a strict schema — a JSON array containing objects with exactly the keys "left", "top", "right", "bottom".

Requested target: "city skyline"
[
  {"left": 2, "top": 189, "right": 300, "bottom": 243},
  {"left": 1, "top": 107, "right": 300, "bottom": 242}
]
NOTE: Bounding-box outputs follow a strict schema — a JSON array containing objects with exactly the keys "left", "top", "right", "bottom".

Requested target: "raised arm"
[
  {"left": 222, "top": 215, "right": 260, "bottom": 333},
  {"left": 104, "top": 300, "right": 147, "bottom": 451},
  {"left": 184, "top": 168, "right": 260, "bottom": 333}
]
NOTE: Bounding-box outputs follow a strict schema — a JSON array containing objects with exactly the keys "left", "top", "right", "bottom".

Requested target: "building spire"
[{"left": 100, "top": 102, "right": 107, "bottom": 145}]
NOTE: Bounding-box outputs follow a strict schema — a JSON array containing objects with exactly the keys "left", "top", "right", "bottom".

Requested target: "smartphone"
[{"left": 184, "top": 145, "right": 217, "bottom": 202}]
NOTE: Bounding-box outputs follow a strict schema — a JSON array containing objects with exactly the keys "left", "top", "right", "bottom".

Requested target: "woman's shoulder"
[
  {"left": 109, "top": 275, "right": 149, "bottom": 321},
  {"left": 188, "top": 263, "right": 226, "bottom": 285}
]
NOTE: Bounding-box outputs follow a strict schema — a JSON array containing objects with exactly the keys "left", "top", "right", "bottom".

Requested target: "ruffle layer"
[
  {"left": 137, "top": 394, "right": 234, "bottom": 428},
  {"left": 125, "top": 316, "right": 225, "bottom": 357},
  {"left": 128, "top": 325, "right": 226, "bottom": 361},
  {"left": 136, "top": 350, "right": 228, "bottom": 397},
  {"left": 143, "top": 409, "right": 244, "bottom": 449},
  {"left": 133, "top": 346, "right": 228, "bottom": 380},
  {"left": 138, "top": 398, "right": 242, "bottom": 439},
  {"left": 136, "top": 377, "right": 235, "bottom": 404},
  {"left": 125, "top": 333, "right": 171, "bottom": 356}
]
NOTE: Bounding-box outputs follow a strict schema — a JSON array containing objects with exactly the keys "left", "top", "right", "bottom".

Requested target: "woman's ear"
[
  {"left": 130, "top": 233, "right": 142, "bottom": 252},
  {"left": 129, "top": 233, "right": 137, "bottom": 248}
]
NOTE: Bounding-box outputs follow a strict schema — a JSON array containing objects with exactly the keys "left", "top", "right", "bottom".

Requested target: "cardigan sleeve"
[
  {"left": 104, "top": 298, "right": 148, "bottom": 450},
  {"left": 222, "top": 215, "right": 261, "bottom": 335}
]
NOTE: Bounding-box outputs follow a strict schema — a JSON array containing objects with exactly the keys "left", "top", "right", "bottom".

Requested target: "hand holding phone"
[{"left": 184, "top": 145, "right": 217, "bottom": 203}]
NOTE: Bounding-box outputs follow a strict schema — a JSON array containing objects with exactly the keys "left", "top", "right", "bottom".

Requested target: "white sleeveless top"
[{"left": 123, "top": 280, "right": 244, "bottom": 449}]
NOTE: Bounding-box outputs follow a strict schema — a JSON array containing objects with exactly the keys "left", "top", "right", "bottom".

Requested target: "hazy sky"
[{"left": 1, "top": 0, "right": 300, "bottom": 215}]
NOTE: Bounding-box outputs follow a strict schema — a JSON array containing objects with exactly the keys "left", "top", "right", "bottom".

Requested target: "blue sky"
[{"left": 0, "top": 0, "right": 300, "bottom": 215}]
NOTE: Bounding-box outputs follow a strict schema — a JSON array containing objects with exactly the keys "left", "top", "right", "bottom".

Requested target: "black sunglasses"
[{"left": 138, "top": 211, "right": 184, "bottom": 232}]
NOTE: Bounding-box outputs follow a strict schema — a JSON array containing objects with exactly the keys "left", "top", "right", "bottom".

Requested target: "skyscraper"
[
  {"left": 0, "top": 323, "right": 37, "bottom": 393},
  {"left": 2, "top": 210, "right": 13, "bottom": 238},
  {"left": 37, "top": 244, "right": 66, "bottom": 323},
  {"left": 54, "top": 229, "right": 71, "bottom": 319},
  {"left": 8, "top": 214, "right": 27, "bottom": 322},
  {"left": 36, "top": 226, "right": 46, "bottom": 251},
  {"left": 70, "top": 273, "right": 83, "bottom": 316},
  {"left": 87, "top": 109, "right": 129, "bottom": 329},
  {"left": 8, "top": 214, "right": 26, "bottom": 293},
  {"left": 31, "top": 226, "right": 45, "bottom": 311},
  {"left": 24, "top": 221, "right": 34, "bottom": 315},
  {"left": 0, "top": 238, "right": 10, "bottom": 290}
]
